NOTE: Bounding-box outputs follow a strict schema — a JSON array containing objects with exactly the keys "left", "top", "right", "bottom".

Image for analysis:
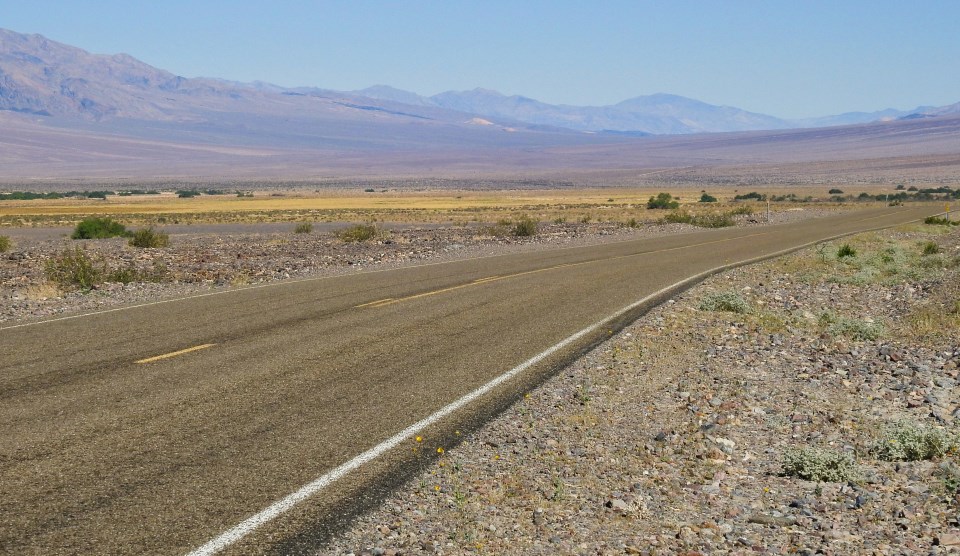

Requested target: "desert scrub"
[
  {"left": 128, "top": 227, "right": 170, "bottom": 248},
  {"left": 924, "top": 215, "right": 959, "bottom": 226},
  {"left": 45, "top": 246, "right": 104, "bottom": 290},
  {"left": 0, "top": 235, "right": 11, "bottom": 252},
  {"left": 818, "top": 312, "right": 885, "bottom": 340},
  {"left": 782, "top": 447, "right": 859, "bottom": 483},
  {"left": 510, "top": 215, "right": 538, "bottom": 237},
  {"left": 699, "top": 291, "right": 751, "bottom": 314},
  {"left": 71, "top": 217, "right": 129, "bottom": 239},
  {"left": 647, "top": 192, "right": 679, "bottom": 210},
  {"left": 335, "top": 223, "right": 382, "bottom": 242},
  {"left": 871, "top": 421, "right": 959, "bottom": 462},
  {"left": 662, "top": 210, "right": 736, "bottom": 228},
  {"left": 294, "top": 222, "right": 313, "bottom": 234}
]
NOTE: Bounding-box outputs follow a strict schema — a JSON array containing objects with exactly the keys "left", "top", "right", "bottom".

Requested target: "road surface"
[{"left": 0, "top": 205, "right": 941, "bottom": 554}]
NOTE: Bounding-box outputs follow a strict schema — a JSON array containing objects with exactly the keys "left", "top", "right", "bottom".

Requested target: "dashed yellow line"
[
  {"left": 136, "top": 343, "right": 216, "bottom": 364},
  {"left": 354, "top": 298, "right": 395, "bottom": 308}
]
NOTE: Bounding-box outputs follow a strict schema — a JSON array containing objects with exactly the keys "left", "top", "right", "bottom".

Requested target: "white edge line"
[
  {"left": 185, "top": 211, "right": 941, "bottom": 556},
  {"left": 1, "top": 206, "right": 920, "bottom": 333}
]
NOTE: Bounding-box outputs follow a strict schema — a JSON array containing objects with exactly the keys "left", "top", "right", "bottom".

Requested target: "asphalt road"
[{"left": 0, "top": 205, "right": 942, "bottom": 555}]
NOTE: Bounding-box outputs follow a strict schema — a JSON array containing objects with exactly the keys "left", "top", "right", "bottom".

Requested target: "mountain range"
[
  {"left": 1, "top": 27, "right": 958, "bottom": 182},
  {"left": 1, "top": 28, "right": 953, "bottom": 136}
]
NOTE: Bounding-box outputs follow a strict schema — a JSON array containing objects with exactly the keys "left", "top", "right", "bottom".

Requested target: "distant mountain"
[
  {"left": 422, "top": 88, "right": 792, "bottom": 134},
  {"left": 900, "top": 101, "right": 960, "bottom": 119}
]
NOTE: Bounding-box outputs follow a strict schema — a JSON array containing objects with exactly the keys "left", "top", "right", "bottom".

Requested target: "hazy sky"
[{"left": 4, "top": 1, "right": 958, "bottom": 119}]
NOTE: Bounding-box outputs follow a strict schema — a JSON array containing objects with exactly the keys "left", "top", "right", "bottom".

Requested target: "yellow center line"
[
  {"left": 136, "top": 343, "right": 216, "bottom": 364},
  {"left": 355, "top": 229, "right": 778, "bottom": 309},
  {"left": 354, "top": 298, "right": 395, "bottom": 308}
]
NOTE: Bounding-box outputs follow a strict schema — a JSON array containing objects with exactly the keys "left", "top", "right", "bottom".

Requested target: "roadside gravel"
[{"left": 325, "top": 223, "right": 960, "bottom": 555}]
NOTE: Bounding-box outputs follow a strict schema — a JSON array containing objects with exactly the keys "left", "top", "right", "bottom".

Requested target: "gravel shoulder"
[{"left": 325, "top": 222, "right": 960, "bottom": 556}]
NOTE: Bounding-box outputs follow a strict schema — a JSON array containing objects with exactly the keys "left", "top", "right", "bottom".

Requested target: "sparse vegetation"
[
  {"left": 128, "top": 227, "right": 170, "bottom": 248},
  {"left": 824, "top": 315, "right": 885, "bottom": 340},
  {"left": 0, "top": 235, "right": 10, "bottom": 253},
  {"left": 699, "top": 291, "right": 751, "bottom": 314},
  {"left": 782, "top": 447, "right": 859, "bottom": 483},
  {"left": 924, "top": 216, "right": 959, "bottom": 226},
  {"left": 71, "top": 217, "right": 129, "bottom": 240},
  {"left": 871, "top": 421, "right": 958, "bottom": 462},
  {"left": 335, "top": 223, "right": 382, "bottom": 242},
  {"left": 294, "top": 222, "right": 314, "bottom": 234},
  {"left": 662, "top": 211, "right": 735, "bottom": 228},
  {"left": 510, "top": 215, "right": 539, "bottom": 237},
  {"left": 733, "top": 191, "right": 765, "bottom": 201},
  {"left": 647, "top": 192, "right": 679, "bottom": 210},
  {"left": 45, "top": 247, "right": 103, "bottom": 290}
]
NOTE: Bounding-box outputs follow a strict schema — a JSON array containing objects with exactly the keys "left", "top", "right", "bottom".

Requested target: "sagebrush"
[{"left": 782, "top": 447, "right": 859, "bottom": 482}]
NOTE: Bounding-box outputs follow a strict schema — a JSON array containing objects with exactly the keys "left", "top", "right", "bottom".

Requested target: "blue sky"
[{"left": 3, "top": 1, "right": 958, "bottom": 118}]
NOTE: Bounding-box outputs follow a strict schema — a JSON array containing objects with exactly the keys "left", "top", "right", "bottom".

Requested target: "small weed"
[
  {"left": 294, "top": 222, "right": 313, "bottom": 234},
  {"left": 625, "top": 217, "right": 639, "bottom": 228},
  {"left": 129, "top": 227, "right": 170, "bottom": 248},
  {"left": 837, "top": 244, "right": 857, "bottom": 258},
  {"left": 699, "top": 291, "right": 751, "bottom": 314},
  {"left": 921, "top": 241, "right": 940, "bottom": 256},
  {"left": 782, "top": 447, "right": 859, "bottom": 483},
  {"left": 0, "top": 235, "right": 11, "bottom": 252},
  {"left": 871, "top": 421, "right": 959, "bottom": 461}
]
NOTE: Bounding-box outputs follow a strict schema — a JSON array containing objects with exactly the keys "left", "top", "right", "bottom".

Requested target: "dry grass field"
[{"left": 0, "top": 184, "right": 910, "bottom": 227}]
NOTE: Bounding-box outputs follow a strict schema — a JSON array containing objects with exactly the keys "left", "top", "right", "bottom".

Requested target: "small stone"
[{"left": 936, "top": 533, "right": 960, "bottom": 547}]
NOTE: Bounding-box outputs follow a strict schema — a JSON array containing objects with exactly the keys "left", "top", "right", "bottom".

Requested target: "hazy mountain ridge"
[{"left": 2, "top": 28, "right": 957, "bottom": 137}]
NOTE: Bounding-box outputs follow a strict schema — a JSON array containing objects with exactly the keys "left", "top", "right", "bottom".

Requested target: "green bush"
[
  {"left": 0, "top": 235, "right": 11, "bottom": 253},
  {"left": 782, "top": 447, "right": 859, "bottom": 482},
  {"left": 647, "top": 192, "right": 679, "bottom": 209},
  {"left": 294, "top": 222, "right": 314, "bottom": 234},
  {"left": 45, "top": 247, "right": 104, "bottom": 290},
  {"left": 829, "top": 188, "right": 844, "bottom": 194},
  {"left": 733, "top": 191, "right": 765, "bottom": 201},
  {"left": 922, "top": 241, "right": 940, "bottom": 256},
  {"left": 871, "top": 421, "right": 958, "bottom": 461},
  {"left": 699, "top": 193, "right": 718, "bottom": 203},
  {"left": 699, "top": 291, "right": 751, "bottom": 314},
  {"left": 129, "top": 227, "right": 170, "bottom": 248},
  {"left": 511, "top": 216, "right": 539, "bottom": 237},
  {"left": 837, "top": 244, "right": 857, "bottom": 258},
  {"left": 335, "top": 223, "right": 381, "bottom": 242},
  {"left": 71, "top": 217, "right": 129, "bottom": 240},
  {"left": 176, "top": 190, "right": 200, "bottom": 198}
]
